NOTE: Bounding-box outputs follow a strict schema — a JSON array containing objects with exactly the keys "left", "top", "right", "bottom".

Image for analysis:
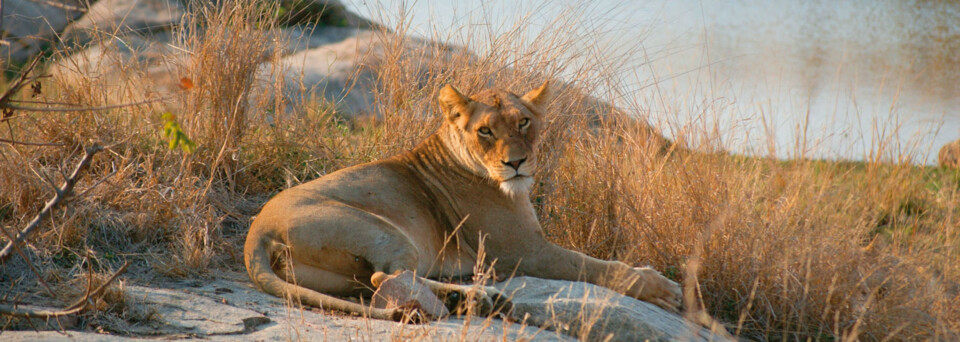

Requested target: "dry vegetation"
[{"left": 1, "top": 0, "right": 958, "bottom": 340}]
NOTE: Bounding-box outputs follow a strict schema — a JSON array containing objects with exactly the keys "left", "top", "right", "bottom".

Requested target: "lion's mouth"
[
  {"left": 499, "top": 175, "right": 535, "bottom": 197},
  {"left": 509, "top": 175, "right": 530, "bottom": 183},
  {"left": 491, "top": 164, "right": 535, "bottom": 183},
  {"left": 500, "top": 171, "right": 531, "bottom": 181}
]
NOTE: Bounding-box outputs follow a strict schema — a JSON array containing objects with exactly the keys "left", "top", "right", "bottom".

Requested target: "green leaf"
[
  {"left": 160, "top": 112, "right": 195, "bottom": 153},
  {"left": 181, "top": 138, "right": 196, "bottom": 153}
]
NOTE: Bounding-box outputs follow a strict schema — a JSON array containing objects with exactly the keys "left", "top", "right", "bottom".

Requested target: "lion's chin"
[{"left": 499, "top": 176, "right": 534, "bottom": 198}]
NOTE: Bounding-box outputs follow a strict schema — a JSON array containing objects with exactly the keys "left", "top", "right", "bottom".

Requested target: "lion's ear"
[
  {"left": 438, "top": 84, "right": 471, "bottom": 123},
  {"left": 521, "top": 81, "right": 552, "bottom": 110}
]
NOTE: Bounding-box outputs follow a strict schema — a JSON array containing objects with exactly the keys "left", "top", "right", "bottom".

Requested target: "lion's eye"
[
  {"left": 478, "top": 127, "right": 492, "bottom": 136},
  {"left": 519, "top": 118, "right": 530, "bottom": 128}
]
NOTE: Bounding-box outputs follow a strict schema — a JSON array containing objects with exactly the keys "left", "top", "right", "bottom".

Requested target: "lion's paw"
[
  {"left": 389, "top": 303, "right": 434, "bottom": 324},
  {"left": 444, "top": 286, "right": 513, "bottom": 317},
  {"left": 631, "top": 266, "right": 682, "bottom": 312}
]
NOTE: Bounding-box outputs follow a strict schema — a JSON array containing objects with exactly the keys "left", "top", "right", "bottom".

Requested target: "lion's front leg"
[{"left": 505, "top": 243, "right": 682, "bottom": 312}]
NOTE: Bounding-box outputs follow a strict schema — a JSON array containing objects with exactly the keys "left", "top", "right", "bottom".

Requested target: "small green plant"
[{"left": 161, "top": 112, "right": 196, "bottom": 153}]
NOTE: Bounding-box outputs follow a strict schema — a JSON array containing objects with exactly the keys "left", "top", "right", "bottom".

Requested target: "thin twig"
[
  {"left": 65, "top": 261, "right": 130, "bottom": 311},
  {"left": 0, "top": 261, "right": 130, "bottom": 318},
  {"left": 75, "top": 169, "right": 118, "bottom": 198},
  {"left": 7, "top": 99, "right": 93, "bottom": 105},
  {"left": 1, "top": 97, "right": 169, "bottom": 113},
  {"left": 0, "top": 145, "right": 103, "bottom": 262},
  {"left": 0, "top": 137, "right": 65, "bottom": 147},
  {"left": 0, "top": 56, "right": 42, "bottom": 107},
  {"left": 30, "top": 0, "right": 85, "bottom": 13},
  {"left": 23, "top": 150, "right": 60, "bottom": 192}
]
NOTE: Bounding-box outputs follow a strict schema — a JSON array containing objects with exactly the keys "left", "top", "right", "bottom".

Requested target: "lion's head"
[{"left": 437, "top": 82, "right": 552, "bottom": 197}]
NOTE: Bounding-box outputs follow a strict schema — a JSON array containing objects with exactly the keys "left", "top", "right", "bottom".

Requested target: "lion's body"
[{"left": 244, "top": 83, "right": 681, "bottom": 321}]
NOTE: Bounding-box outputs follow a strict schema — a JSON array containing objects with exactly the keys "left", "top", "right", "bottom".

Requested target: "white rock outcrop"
[{"left": 496, "top": 276, "right": 733, "bottom": 342}]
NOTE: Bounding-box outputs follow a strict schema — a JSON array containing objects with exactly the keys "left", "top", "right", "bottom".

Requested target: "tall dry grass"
[{"left": 0, "top": 0, "right": 957, "bottom": 340}]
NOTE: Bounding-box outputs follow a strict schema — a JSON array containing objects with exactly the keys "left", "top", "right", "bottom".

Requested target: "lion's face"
[{"left": 438, "top": 82, "right": 552, "bottom": 196}]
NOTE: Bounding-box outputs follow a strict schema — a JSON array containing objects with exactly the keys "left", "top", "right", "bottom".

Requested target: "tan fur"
[{"left": 243, "top": 82, "right": 682, "bottom": 321}]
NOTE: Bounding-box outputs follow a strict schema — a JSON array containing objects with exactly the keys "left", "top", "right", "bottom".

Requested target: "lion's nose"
[{"left": 503, "top": 158, "right": 526, "bottom": 171}]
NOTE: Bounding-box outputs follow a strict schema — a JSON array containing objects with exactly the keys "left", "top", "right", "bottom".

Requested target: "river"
[{"left": 345, "top": 0, "right": 960, "bottom": 164}]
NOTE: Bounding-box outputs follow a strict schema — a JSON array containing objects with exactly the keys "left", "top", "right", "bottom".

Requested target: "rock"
[
  {"left": 46, "top": 16, "right": 380, "bottom": 114},
  {"left": 495, "top": 276, "right": 733, "bottom": 342},
  {"left": 122, "top": 285, "right": 270, "bottom": 336},
  {"left": 2, "top": 331, "right": 143, "bottom": 342},
  {"left": 3, "top": 275, "right": 724, "bottom": 341},
  {"left": 266, "top": 29, "right": 382, "bottom": 116},
  {"left": 281, "top": 25, "right": 365, "bottom": 55},
  {"left": 61, "top": 0, "right": 185, "bottom": 44},
  {"left": 46, "top": 31, "right": 181, "bottom": 101},
  {"left": 939, "top": 139, "right": 960, "bottom": 168},
  {"left": 264, "top": 29, "right": 461, "bottom": 118},
  {"left": 45, "top": 0, "right": 186, "bottom": 100},
  {"left": 201, "top": 276, "right": 573, "bottom": 341},
  {"left": 44, "top": 26, "right": 369, "bottom": 111},
  {"left": 1, "top": 0, "right": 86, "bottom": 63},
  {"left": 1, "top": 274, "right": 574, "bottom": 341}
]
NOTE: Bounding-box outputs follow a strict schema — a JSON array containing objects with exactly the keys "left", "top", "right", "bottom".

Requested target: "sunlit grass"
[{"left": 0, "top": 0, "right": 957, "bottom": 340}]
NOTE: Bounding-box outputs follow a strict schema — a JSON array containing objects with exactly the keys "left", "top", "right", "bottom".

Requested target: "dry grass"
[{"left": 0, "top": 0, "right": 958, "bottom": 340}]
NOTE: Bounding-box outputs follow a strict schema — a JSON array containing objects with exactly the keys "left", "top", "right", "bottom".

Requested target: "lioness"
[{"left": 244, "top": 82, "right": 682, "bottom": 321}]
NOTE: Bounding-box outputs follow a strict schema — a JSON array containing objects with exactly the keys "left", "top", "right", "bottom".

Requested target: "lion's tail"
[{"left": 244, "top": 233, "right": 398, "bottom": 320}]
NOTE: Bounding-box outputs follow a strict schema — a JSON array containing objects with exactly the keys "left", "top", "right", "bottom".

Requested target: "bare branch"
[
  {"left": 2, "top": 97, "right": 169, "bottom": 113},
  {"left": 0, "top": 145, "right": 103, "bottom": 262},
  {"left": 65, "top": 261, "right": 131, "bottom": 311},
  {"left": 75, "top": 169, "right": 118, "bottom": 198},
  {"left": 0, "top": 56, "right": 42, "bottom": 107},
  {"left": 7, "top": 99, "right": 97, "bottom": 105},
  {"left": 0, "top": 303, "right": 84, "bottom": 319},
  {"left": 0, "top": 137, "right": 65, "bottom": 147}
]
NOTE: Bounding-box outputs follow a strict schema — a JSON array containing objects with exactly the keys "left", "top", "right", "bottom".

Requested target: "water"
[{"left": 345, "top": 0, "right": 960, "bottom": 164}]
